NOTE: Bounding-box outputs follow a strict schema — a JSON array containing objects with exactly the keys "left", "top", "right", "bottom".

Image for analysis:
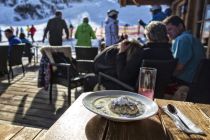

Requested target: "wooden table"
[
  {"left": 156, "top": 100, "right": 210, "bottom": 140},
  {"left": 43, "top": 93, "right": 210, "bottom": 140}
]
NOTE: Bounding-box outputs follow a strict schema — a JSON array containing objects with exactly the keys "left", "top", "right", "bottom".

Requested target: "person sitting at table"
[
  {"left": 163, "top": 16, "right": 205, "bottom": 86},
  {"left": 4, "top": 28, "right": 21, "bottom": 55},
  {"left": 19, "top": 33, "right": 32, "bottom": 45},
  {"left": 19, "top": 33, "right": 34, "bottom": 63},
  {"left": 116, "top": 21, "right": 174, "bottom": 88}
]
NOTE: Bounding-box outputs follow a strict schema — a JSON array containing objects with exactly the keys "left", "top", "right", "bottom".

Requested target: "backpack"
[{"left": 94, "top": 45, "right": 119, "bottom": 77}]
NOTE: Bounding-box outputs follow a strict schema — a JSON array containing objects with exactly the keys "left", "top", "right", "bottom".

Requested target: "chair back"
[
  {"left": 0, "top": 46, "right": 8, "bottom": 73},
  {"left": 41, "top": 46, "right": 78, "bottom": 79},
  {"left": 186, "top": 59, "right": 210, "bottom": 103},
  {"left": 9, "top": 44, "right": 24, "bottom": 66},
  {"left": 75, "top": 47, "right": 98, "bottom": 60},
  {"left": 75, "top": 47, "right": 98, "bottom": 73},
  {"left": 141, "top": 59, "right": 177, "bottom": 98},
  {"left": 41, "top": 46, "right": 72, "bottom": 64},
  {"left": 22, "top": 43, "right": 32, "bottom": 57}
]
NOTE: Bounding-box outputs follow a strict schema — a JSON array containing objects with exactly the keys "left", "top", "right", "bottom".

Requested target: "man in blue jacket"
[
  {"left": 139, "top": 5, "right": 167, "bottom": 27},
  {"left": 4, "top": 29, "right": 22, "bottom": 55}
]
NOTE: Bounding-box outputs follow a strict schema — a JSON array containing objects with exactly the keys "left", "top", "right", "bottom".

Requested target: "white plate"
[{"left": 82, "top": 90, "right": 158, "bottom": 122}]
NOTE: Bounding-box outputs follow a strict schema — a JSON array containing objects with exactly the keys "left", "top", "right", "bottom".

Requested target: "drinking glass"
[{"left": 138, "top": 67, "right": 157, "bottom": 100}]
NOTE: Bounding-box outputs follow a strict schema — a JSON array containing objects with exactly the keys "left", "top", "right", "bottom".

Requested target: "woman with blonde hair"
[{"left": 116, "top": 21, "right": 174, "bottom": 88}]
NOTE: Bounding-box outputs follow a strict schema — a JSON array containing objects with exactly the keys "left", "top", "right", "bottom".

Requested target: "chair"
[
  {"left": 75, "top": 47, "right": 98, "bottom": 73},
  {"left": 22, "top": 43, "right": 34, "bottom": 64},
  {"left": 0, "top": 46, "right": 10, "bottom": 83},
  {"left": 186, "top": 59, "right": 210, "bottom": 104},
  {"left": 41, "top": 46, "right": 85, "bottom": 105},
  {"left": 9, "top": 44, "right": 25, "bottom": 79},
  {"left": 141, "top": 59, "right": 177, "bottom": 98},
  {"left": 98, "top": 72, "right": 135, "bottom": 91}
]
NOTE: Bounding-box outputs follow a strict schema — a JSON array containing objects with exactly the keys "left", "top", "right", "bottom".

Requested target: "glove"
[{"left": 138, "top": 19, "right": 146, "bottom": 27}]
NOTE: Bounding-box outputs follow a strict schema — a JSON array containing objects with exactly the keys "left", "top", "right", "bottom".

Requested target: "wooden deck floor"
[
  {"left": 0, "top": 123, "right": 47, "bottom": 140},
  {"left": 0, "top": 62, "right": 77, "bottom": 129}
]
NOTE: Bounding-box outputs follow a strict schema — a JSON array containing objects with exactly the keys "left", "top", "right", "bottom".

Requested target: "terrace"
[{"left": 0, "top": 0, "right": 210, "bottom": 140}]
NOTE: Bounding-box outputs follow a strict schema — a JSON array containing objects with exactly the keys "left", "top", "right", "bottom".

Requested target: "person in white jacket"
[{"left": 105, "top": 9, "right": 119, "bottom": 47}]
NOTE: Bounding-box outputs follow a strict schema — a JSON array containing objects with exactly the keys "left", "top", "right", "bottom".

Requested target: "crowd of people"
[{"left": 0, "top": 25, "right": 37, "bottom": 43}]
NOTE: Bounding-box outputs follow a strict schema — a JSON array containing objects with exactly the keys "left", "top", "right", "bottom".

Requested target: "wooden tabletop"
[
  {"left": 43, "top": 92, "right": 210, "bottom": 140},
  {"left": 156, "top": 99, "right": 210, "bottom": 140}
]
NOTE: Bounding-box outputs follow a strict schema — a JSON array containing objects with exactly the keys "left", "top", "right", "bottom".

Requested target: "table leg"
[{"left": 36, "top": 47, "right": 38, "bottom": 63}]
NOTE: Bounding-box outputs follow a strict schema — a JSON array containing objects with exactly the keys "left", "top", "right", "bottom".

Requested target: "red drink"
[
  {"left": 138, "top": 88, "right": 154, "bottom": 100},
  {"left": 138, "top": 67, "right": 157, "bottom": 100}
]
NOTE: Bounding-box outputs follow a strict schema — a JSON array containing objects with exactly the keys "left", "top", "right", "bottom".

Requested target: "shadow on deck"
[{"left": 0, "top": 62, "right": 74, "bottom": 129}]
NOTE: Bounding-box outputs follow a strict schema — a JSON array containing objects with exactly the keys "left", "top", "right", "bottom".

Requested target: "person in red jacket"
[{"left": 30, "top": 25, "right": 36, "bottom": 43}]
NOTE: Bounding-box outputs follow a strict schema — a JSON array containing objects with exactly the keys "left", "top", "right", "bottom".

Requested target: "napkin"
[{"left": 162, "top": 106, "right": 205, "bottom": 134}]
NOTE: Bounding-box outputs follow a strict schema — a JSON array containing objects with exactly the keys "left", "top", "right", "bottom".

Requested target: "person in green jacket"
[{"left": 75, "top": 17, "right": 96, "bottom": 47}]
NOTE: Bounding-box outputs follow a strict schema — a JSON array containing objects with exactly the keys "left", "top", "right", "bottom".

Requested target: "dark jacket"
[
  {"left": 44, "top": 17, "right": 69, "bottom": 46},
  {"left": 116, "top": 42, "right": 173, "bottom": 87}
]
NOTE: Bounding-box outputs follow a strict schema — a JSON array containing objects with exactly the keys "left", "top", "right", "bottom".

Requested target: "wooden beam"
[
  {"left": 185, "top": 0, "right": 196, "bottom": 32},
  {"left": 197, "top": 18, "right": 210, "bottom": 23},
  {"left": 119, "top": 0, "right": 173, "bottom": 6},
  {"left": 207, "top": 33, "right": 210, "bottom": 58},
  {"left": 194, "top": 0, "right": 206, "bottom": 38},
  {"left": 119, "top": 0, "right": 127, "bottom": 7}
]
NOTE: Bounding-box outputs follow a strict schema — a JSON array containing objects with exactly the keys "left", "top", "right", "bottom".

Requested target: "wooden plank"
[
  {"left": 157, "top": 99, "right": 210, "bottom": 140},
  {"left": 43, "top": 93, "right": 107, "bottom": 140},
  {"left": 0, "top": 103, "right": 62, "bottom": 120},
  {"left": 33, "top": 130, "right": 48, "bottom": 140},
  {"left": 0, "top": 111, "right": 54, "bottom": 128},
  {"left": 6, "top": 85, "right": 76, "bottom": 99},
  {"left": 0, "top": 95, "right": 67, "bottom": 111},
  {"left": 104, "top": 116, "right": 165, "bottom": 140},
  {"left": 119, "top": 0, "right": 172, "bottom": 6},
  {"left": 195, "top": 103, "right": 210, "bottom": 119},
  {"left": 0, "top": 124, "right": 23, "bottom": 140},
  {"left": 0, "top": 93, "right": 68, "bottom": 106},
  {"left": 1, "top": 90, "right": 68, "bottom": 102},
  {"left": 0, "top": 119, "right": 39, "bottom": 128},
  {"left": 5, "top": 85, "right": 72, "bottom": 97},
  {"left": 11, "top": 127, "right": 42, "bottom": 140}
]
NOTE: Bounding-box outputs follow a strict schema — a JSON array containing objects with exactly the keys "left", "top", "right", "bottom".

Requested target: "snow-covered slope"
[
  {"left": 0, "top": 0, "right": 153, "bottom": 41},
  {"left": 0, "top": 0, "right": 151, "bottom": 26}
]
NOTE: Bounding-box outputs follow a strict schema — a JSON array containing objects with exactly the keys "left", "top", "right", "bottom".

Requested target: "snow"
[{"left": 0, "top": 0, "right": 162, "bottom": 43}]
